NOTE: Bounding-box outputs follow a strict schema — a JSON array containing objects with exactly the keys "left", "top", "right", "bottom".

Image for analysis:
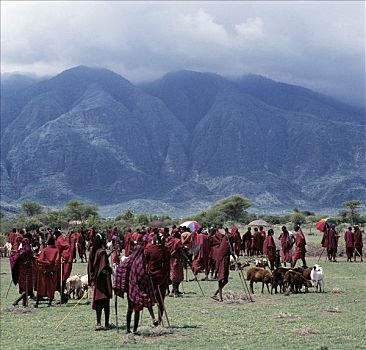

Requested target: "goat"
[
  {"left": 66, "top": 275, "right": 83, "bottom": 299},
  {"left": 0, "top": 242, "right": 12, "bottom": 257},
  {"left": 284, "top": 270, "right": 312, "bottom": 293},
  {"left": 271, "top": 267, "right": 288, "bottom": 294},
  {"left": 246, "top": 267, "right": 272, "bottom": 294},
  {"left": 310, "top": 264, "right": 324, "bottom": 293},
  {"left": 80, "top": 274, "right": 89, "bottom": 298}
]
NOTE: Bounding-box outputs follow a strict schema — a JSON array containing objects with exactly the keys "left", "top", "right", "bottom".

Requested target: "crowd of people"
[{"left": 5, "top": 222, "right": 364, "bottom": 333}]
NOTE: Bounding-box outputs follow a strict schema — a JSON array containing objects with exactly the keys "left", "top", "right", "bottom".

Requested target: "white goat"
[
  {"left": 66, "top": 275, "right": 83, "bottom": 299},
  {"left": 310, "top": 264, "right": 324, "bottom": 293}
]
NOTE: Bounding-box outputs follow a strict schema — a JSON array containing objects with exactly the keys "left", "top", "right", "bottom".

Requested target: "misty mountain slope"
[{"left": 1, "top": 66, "right": 365, "bottom": 210}]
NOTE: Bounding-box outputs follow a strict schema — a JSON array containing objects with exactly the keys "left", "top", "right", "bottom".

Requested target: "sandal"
[{"left": 95, "top": 325, "right": 105, "bottom": 331}]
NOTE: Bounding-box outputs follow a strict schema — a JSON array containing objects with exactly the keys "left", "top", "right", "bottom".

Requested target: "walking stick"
[
  {"left": 148, "top": 275, "right": 164, "bottom": 327},
  {"left": 55, "top": 297, "right": 85, "bottom": 330},
  {"left": 354, "top": 248, "right": 363, "bottom": 261},
  {"left": 317, "top": 248, "right": 325, "bottom": 262},
  {"left": 5, "top": 280, "right": 12, "bottom": 299},
  {"left": 157, "top": 285, "right": 171, "bottom": 328},
  {"left": 182, "top": 251, "right": 205, "bottom": 296},
  {"left": 25, "top": 262, "right": 29, "bottom": 307},
  {"left": 226, "top": 235, "right": 253, "bottom": 303},
  {"left": 60, "top": 259, "right": 64, "bottom": 305},
  {"left": 114, "top": 293, "right": 119, "bottom": 332}
]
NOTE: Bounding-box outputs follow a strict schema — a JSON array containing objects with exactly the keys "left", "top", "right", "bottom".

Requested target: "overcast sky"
[{"left": 1, "top": 1, "right": 365, "bottom": 106}]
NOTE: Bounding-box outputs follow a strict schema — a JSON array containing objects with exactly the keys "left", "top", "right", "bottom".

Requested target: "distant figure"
[
  {"left": 242, "top": 227, "right": 252, "bottom": 256},
  {"left": 263, "top": 229, "right": 276, "bottom": 270},
  {"left": 344, "top": 227, "right": 354, "bottom": 262},
  {"left": 326, "top": 224, "right": 338, "bottom": 262},
  {"left": 259, "top": 226, "right": 266, "bottom": 255},
  {"left": 291, "top": 225, "right": 307, "bottom": 267},
  {"left": 252, "top": 227, "right": 261, "bottom": 256},
  {"left": 124, "top": 228, "right": 132, "bottom": 257},
  {"left": 35, "top": 235, "right": 60, "bottom": 307},
  {"left": 211, "top": 229, "right": 236, "bottom": 302},
  {"left": 88, "top": 233, "right": 113, "bottom": 331},
  {"left": 278, "top": 226, "right": 292, "bottom": 267},
  {"left": 353, "top": 225, "right": 363, "bottom": 262}
]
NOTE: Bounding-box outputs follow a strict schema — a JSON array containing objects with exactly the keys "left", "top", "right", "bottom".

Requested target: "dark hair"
[
  {"left": 47, "top": 235, "right": 56, "bottom": 246},
  {"left": 259, "top": 226, "right": 263, "bottom": 230},
  {"left": 268, "top": 229, "right": 274, "bottom": 235}
]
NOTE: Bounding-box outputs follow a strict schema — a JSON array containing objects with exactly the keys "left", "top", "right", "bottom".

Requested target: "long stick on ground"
[
  {"left": 182, "top": 252, "right": 205, "bottom": 296},
  {"left": 157, "top": 285, "right": 171, "bottom": 328},
  {"left": 114, "top": 293, "right": 119, "bottom": 332},
  {"left": 317, "top": 248, "right": 325, "bottom": 262},
  {"left": 60, "top": 260, "right": 64, "bottom": 305},
  {"left": 55, "top": 297, "right": 85, "bottom": 330},
  {"left": 226, "top": 235, "right": 253, "bottom": 303},
  {"left": 5, "top": 280, "right": 12, "bottom": 299},
  {"left": 148, "top": 275, "right": 164, "bottom": 327}
]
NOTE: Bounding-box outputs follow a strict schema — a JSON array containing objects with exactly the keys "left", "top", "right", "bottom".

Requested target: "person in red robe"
[
  {"left": 8, "top": 228, "right": 18, "bottom": 248},
  {"left": 192, "top": 230, "right": 210, "bottom": 280},
  {"left": 56, "top": 231, "right": 75, "bottom": 303},
  {"left": 263, "top": 229, "right": 276, "bottom": 270},
  {"left": 88, "top": 233, "right": 113, "bottom": 331},
  {"left": 231, "top": 227, "right": 242, "bottom": 257},
  {"left": 353, "top": 225, "right": 363, "bottom": 262},
  {"left": 344, "top": 227, "right": 354, "bottom": 262},
  {"left": 165, "top": 234, "right": 185, "bottom": 297},
  {"left": 211, "top": 229, "right": 236, "bottom": 302},
  {"left": 208, "top": 228, "right": 222, "bottom": 279},
  {"left": 124, "top": 228, "right": 133, "bottom": 257},
  {"left": 10, "top": 237, "right": 35, "bottom": 307},
  {"left": 144, "top": 231, "right": 170, "bottom": 324},
  {"left": 291, "top": 225, "right": 307, "bottom": 267},
  {"left": 252, "top": 228, "right": 261, "bottom": 256},
  {"left": 278, "top": 226, "right": 292, "bottom": 266},
  {"left": 259, "top": 226, "right": 266, "bottom": 255},
  {"left": 87, "top": 227, "right": 97, "bottom": 252},
  {"left": 76, "top": 228, "right": 87, "bottom": 262},
  {"left": 242, "top": 227, "right": 252, "bottom": 256},
  {"left": 114, "top": 242, "right": 157, "bottom": 334},
  {"left": 34, "top": 235, "right": 60, "bottom": 307},
  {"left": 111, "top": 227, "right": 122, "bottom": 267},
  {"left": 325, "top": 224, "right": 338, "bottom": 262}
]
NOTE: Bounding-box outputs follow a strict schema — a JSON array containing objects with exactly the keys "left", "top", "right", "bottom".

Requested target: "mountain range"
[{"left": 1, "top": 66, "right": 365, "bottom": 217}]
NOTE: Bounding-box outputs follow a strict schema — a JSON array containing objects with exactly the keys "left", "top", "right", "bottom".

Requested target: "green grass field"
[{"left": 1, "top": 230, "right": 365, "bottom": 350}]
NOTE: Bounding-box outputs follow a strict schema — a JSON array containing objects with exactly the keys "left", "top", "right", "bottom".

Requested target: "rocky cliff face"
[{"left": 1, "top": 66, "right": 365, "bottom": 213}]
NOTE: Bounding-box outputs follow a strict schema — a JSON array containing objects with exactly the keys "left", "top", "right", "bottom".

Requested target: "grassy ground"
[{"left": 1, "top": 234, "right": 365, "bottom": 350}]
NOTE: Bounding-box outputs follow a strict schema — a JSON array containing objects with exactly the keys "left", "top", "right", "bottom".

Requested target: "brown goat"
[
  {"left": 284, "top": 270, "right": 312, "bottom": 293},
  {"left": 271, "top": 267, "right": 288, "bottom": 294},
  {"left": 246, "top": 267, "right": 272, "bottom": 294}
]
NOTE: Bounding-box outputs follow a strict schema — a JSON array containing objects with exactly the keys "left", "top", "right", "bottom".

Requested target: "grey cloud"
[{"left": 1, "top": 1, "right": 365, "bottom": 106}]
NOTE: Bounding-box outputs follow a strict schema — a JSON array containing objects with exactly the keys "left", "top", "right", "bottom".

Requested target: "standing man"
[
  {"left": 144, "top": 230, "right": 170, "bottom": 325},
  {"left": 344, "top": 227, "right": 354, "bottom": 262},
  {"left": 278, "top": 226, "right": 292, "bottom": 267},
  {"left": 258, "top": 226, "right": 266, "bottom": 255},
  {"left": 211, "top": 229, "right": 236, "bottom": 302},
  {"left": 291, "top": 225, "right": 307, "bottom": 267},
  {"left": 242, "top": 227, "right": 252, "bottom": 256},
  {"left": 354, "top": 225, "right": 363, "bottom": 262},
  {"left": 326, "top": 224, "right": 338, "bottom": 262},
  {"left": 263, "top": 229, "right": 276, "bottom": 270},
  {"left": 10, "top": 237, "right": 35, "bottom": 307},
  {"left": 34, "top": 235, "right": 60, "bottom": 307}
]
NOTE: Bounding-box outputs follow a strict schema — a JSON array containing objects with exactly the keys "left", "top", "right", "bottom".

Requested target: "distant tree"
[
  {"left": 21, "top": 201, "right": 42, "bottom": 216},
  {"left": 211, "top": 195, "right": 252, "bottom": 222},
  {"left": 291, "top": 212, "right": 306, "bottom": 227},
  {"left": 65, "top": 200, "right": 99, "bottom": 224},
  {"left": 342, "top": 200, "right": 363, "bottom": 225}
]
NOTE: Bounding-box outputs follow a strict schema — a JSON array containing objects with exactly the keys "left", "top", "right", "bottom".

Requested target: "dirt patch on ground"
[
  {"left": 275, "top": 311, "right": 300, "bottom": 320},
  {"left": 222, "top": 290, "right": 249, "bottom": 304},
  {"left": 323, "top": 306, "right": 341, "bottom": 314},
  {"left": 2, "top": 305, "right": 37, "bottom": 314},
  {"left": 121, "top": 326, "right": 176, "bottom": 346},
  {"left": 292, "top": 325, "right": 321, "bottom": 336},
  {"left": 332, "top": 287, "right": 346, "bottom": 294}
]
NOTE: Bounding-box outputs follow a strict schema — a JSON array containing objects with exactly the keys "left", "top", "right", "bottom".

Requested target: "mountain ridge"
[{"left": 1, "top": 66, "right": 365, "bottom": 215}]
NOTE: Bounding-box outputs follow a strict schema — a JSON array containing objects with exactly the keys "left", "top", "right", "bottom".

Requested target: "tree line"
[{"left": 0, "top": 196, "right": 364, "bottom": 243}]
